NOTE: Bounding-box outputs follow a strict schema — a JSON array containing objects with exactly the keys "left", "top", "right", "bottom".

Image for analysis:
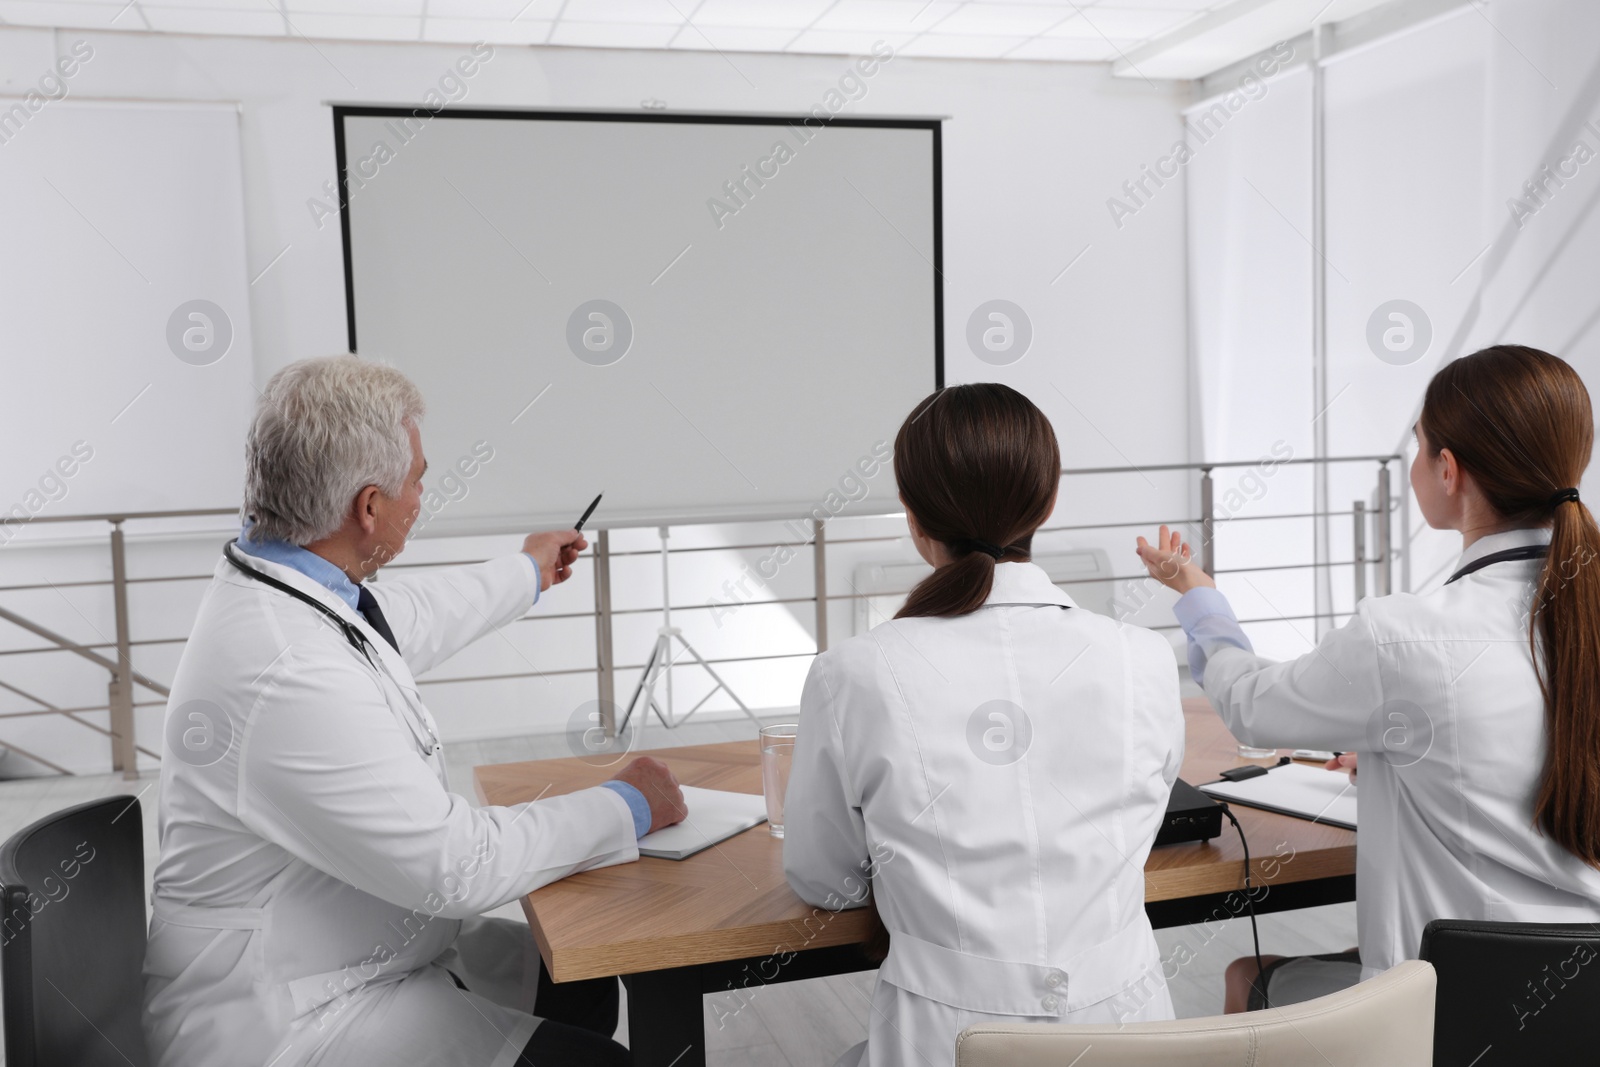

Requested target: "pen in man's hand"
[{"left": 575, "top": 493, "right": 602, "bottom": 532}]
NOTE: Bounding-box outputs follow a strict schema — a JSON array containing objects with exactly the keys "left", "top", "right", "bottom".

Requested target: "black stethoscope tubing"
[
  {"left": 1443, "top": 543, "right": 1550, "bottom": 585},
  {"left": 225, "top": 541, "right": 377, "bottom": 665},
  {"left": 222, "top": 541, "right": 440, "bottom": 756}
]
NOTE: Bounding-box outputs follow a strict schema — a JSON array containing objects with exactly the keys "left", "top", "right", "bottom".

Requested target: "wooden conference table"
[{"left": 474, "top": 698, "right": 1356, "bottom": 1067}]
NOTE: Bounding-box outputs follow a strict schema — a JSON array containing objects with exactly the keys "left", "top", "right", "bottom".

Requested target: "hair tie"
[
  {"left": 1549, "top": 487, "right": 1581, "bottom": 508},
  {"left": 955, "top": 538, "right": 1006, "bottom": 560}
]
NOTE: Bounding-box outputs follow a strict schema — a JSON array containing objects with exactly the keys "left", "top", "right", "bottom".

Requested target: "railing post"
[
  {"left": 108, "top": 521, "right": 138, "bottom": 780},
  {"left": 1376, "top": 462, "right": 1393, "bottom": 597},
  {"left": 660, "top": 526, "right": 674, "bottom": 722},
  {"left": 1352, "top": 500, "right": 1367, "bottom": 604},
  {"left": 593, "top": 528, "right": 615, "bottom": 738},
  {"left": 1199, "top": 468, "right": 1215, "bottom": 576},
  {"left": 813, "top": 519, "right": 828, "bottom": 653}
]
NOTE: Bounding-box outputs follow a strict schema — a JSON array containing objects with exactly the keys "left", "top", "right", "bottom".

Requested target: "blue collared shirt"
[
  {"left": 1171, "top": 585, "right": 1254, "bottom": 687},
  {"left": 600, "top": 781, "right": 652, "bottom": 837},
  {"left": 232, "top": 525, "right": 648, "bottom": 829},
  {"left": 236, "top": 524, "right": 361, "bottom": 610}
]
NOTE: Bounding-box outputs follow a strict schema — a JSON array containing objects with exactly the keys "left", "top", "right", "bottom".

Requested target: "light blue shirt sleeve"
[
  {"left": 599, "top": 780, "right": 651, "bottom": 838},
  {"left": 1171, "top": 585, "right": 1254, "bottom": 686},
  {"left": 521, "top": 551, "right": 542, "bottom": 605}
]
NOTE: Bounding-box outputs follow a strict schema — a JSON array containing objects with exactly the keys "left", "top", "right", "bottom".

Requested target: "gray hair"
[{"left": 243, "top": 356, "right": 425, "bottom": 545}]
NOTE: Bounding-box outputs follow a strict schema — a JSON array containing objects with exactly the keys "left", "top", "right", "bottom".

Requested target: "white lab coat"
[
  {"left": 1194, "top": 527, "right": 1600, "bottom": 979},
  {"left": 143, "top": 549, "right": 639, "bottom": 1067},
  {"left": 784, "top": 561, "right": 1185, "bottom": 1067}
]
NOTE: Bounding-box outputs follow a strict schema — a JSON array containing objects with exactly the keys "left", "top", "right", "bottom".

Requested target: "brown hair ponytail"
[
  {"left": 892, "top": 383, "right": 1061, "bottom": 620},
  {"left": 1420, "top": 345, "right": 1600, "bottom": 866}
]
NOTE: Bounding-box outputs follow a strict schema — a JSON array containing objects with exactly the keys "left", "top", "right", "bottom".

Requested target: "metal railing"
[
  {"left": 1054, "top": 454, "right": 1397, "bottom": 594},
  {"left": 0, "top": 454, "right": 1401, "bottom": 779},
  {"left": 0, "top": 507, "right": 234, "bottom": 777}
]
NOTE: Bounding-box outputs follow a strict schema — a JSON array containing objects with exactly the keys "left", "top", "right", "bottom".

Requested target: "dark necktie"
[{"left": 356, "top": 585, "right": 401, "bottom": 655}]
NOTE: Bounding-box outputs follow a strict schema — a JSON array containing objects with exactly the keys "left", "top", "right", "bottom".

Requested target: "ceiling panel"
[
  {"left": 692, "top": 0, "right": 838, "bottom": 27},
  {"left": 897, "top": 32, "right": 1032, "bottom": 57},
  {"left": 1006, "top": 35, "right": 1131, "bottom": 60},
  {"left": 285, "top": 0, "right": 424, "bottom": 14},
  {"left": 0, "top": 1, "right": 132, "bottom": 31},
  {"left": 936, "top": 3, "right": 1076, "bottom": 36},
  {"left": 143, "top": 6, "right": 287, "bottom": 34},
  {"left": 1095, "top": 0, "right": 1226, "bottom": 10},
  {"left": 667, "top": 25, "right": 799, "bottom": 52},
  {"left": 561, "top": 0, "right": 684, "bottom": 26},
  {"left": 812, "top": 1, "right": 963, "bottom": 33},
  {"left": 0, "top": 0, "right": 1405, "bottom": 76},
  {"left": 145, "top": 0, "right": 292, "bottom": 11},
  {"left": 288, "top": 12, "right": 422, "bottom": 40},
  {"left": 426, "top": 0, "right": 547, "bottom": 17},
  {"left": 420, "top": 16, "right": 555, "bottom": 45},
  {"left": 1065, "top": 6, "right": 1198, "bottom": 38}
]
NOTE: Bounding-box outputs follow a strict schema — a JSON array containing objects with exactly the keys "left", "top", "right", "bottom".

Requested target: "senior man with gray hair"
[{"left": 143, "top": 355, "right": 685, "bottom": 1067}]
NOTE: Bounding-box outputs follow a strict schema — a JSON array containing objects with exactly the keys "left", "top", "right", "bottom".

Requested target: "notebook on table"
[
  {"left": 637, "top": 785, "right": 770, "bottom": 860},
  {"left": 1199, "top": 762, "right": 1358, "bottom": 831}
]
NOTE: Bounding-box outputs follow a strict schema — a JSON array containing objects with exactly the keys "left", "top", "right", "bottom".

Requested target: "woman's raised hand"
[{"left": 1134, "top": 524, "right": 1215, "bottom": 595}]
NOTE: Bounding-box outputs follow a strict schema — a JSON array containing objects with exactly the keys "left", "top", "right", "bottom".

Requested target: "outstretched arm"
[
  {"left": 1135, "top": 525, "right": 1383, "bottom": 752},
  {"left": 369, "top": 529, "right": 586, "bottom": 676}
]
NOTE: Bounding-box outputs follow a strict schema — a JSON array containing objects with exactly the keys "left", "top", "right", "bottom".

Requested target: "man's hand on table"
[{"left": 610, "top": 756, "right": 688, "bottom": 834}]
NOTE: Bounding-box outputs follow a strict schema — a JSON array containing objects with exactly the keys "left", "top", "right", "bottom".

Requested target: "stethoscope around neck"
[{"left": 223, "top": 541, "right": 442, "bottom": 758}]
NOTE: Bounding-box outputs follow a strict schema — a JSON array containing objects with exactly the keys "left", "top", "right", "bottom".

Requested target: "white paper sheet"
[
  {"left": 1199, "top": 762, "right": 1358, "bottom": 830},
  {"left": 637, "top": 785, "right": 770, "bottom": 860}
]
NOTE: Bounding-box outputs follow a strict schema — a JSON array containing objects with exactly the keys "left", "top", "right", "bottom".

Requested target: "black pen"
[{"left": 574, "top": 493, "right": 602, "bottom": 532}]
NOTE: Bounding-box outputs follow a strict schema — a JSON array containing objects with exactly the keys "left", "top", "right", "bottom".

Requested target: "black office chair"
[
  {"left": 0, "top": 795, "right": 150, "bottom": 1067},
  {"left": 1419, "top": 917, "right": 1600, "bottom": 1065}
]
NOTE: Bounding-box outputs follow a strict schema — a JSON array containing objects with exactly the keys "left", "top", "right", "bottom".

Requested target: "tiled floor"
[{"left": 0, "top": 716, "right": 1357, "bottom": 1065}]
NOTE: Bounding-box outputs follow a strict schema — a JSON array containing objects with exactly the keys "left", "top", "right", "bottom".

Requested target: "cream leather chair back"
[{"left": 956, "top": 959, "right": 1435, "bottom": 1067}]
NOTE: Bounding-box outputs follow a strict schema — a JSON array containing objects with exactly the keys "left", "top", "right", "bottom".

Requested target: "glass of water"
[
  {"left": 759, "top": 723, "right": 798, "bottom": 837},
  {"left": 1238, "top": 742, "right": 1278, "bottom": 759}
]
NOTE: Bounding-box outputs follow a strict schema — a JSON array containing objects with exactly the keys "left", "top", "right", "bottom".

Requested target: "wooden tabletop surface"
[{"left": 474, "top": 697, "right": 1356, "bottom": 982}]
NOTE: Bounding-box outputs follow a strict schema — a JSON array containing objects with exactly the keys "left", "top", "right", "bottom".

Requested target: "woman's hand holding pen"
[
  {"left": 1325, "top": 751, "right": 1358, "bottom": 784},
  {"left": 1135, "top": 525, "right": 1217, "bottom": 595}
]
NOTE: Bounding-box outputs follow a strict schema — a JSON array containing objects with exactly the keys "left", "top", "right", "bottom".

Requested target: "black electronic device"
[{"left": 1153, "top": 777, "right": 1225, "bottom": 847}]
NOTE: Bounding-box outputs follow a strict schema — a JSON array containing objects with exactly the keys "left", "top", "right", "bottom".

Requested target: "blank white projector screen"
[{"left": 337, "top": 109, "right": 942, "bottom": 534}]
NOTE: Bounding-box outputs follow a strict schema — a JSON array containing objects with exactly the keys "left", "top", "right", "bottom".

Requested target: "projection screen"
[{"left": 335, "top": 107, "right": 942, "bottom": 534}]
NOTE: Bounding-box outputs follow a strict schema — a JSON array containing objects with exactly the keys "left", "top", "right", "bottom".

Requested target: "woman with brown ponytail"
[
  {"left": 784, "top": 383, "right": 1186, "bottom": 1067},
  {"left": 1137, "top": 344, "right": 1600, "bottom": 1013}
]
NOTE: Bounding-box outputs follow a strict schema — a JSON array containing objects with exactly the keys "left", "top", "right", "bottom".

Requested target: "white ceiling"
[{"left": 0, "top": 0, "right": 1403, "bottom": 77}]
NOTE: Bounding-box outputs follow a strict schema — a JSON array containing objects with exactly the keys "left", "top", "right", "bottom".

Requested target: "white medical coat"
[
  {"left": 1188, "top": 527, "right": 1600, "bottom": 979},
  {"left": 142, "top": 550, "right": 638, "bottom": 1067},
  {"left": 783, "top": 561, "right": 1186, "bottom": 1067}
]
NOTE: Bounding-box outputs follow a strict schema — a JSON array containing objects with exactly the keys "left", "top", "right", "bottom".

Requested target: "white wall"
[
  {"left": 1325, "top": 0, "right": 1600, "bottom": 595},
  {"left": 0, "top": 99, "right": 256, "bottom": 520},
  {"left": 1463, "top": 0, "right": 1600, "bottom": 582},
  {"left": 1188, "top": 0, "right": 1600, "bottom": 661},
  {"left": 1185, "top": 58, "right": 1318, "bottom": 662},
  {"left": 1321, "top": 6, "right": 1492, "bottom": 599},
  {"left": 0, "top": 27, "right": 1194, "bottom": 772},
  {"left": 0, "top": 27, "right": 1195, "bottom": 441}
]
